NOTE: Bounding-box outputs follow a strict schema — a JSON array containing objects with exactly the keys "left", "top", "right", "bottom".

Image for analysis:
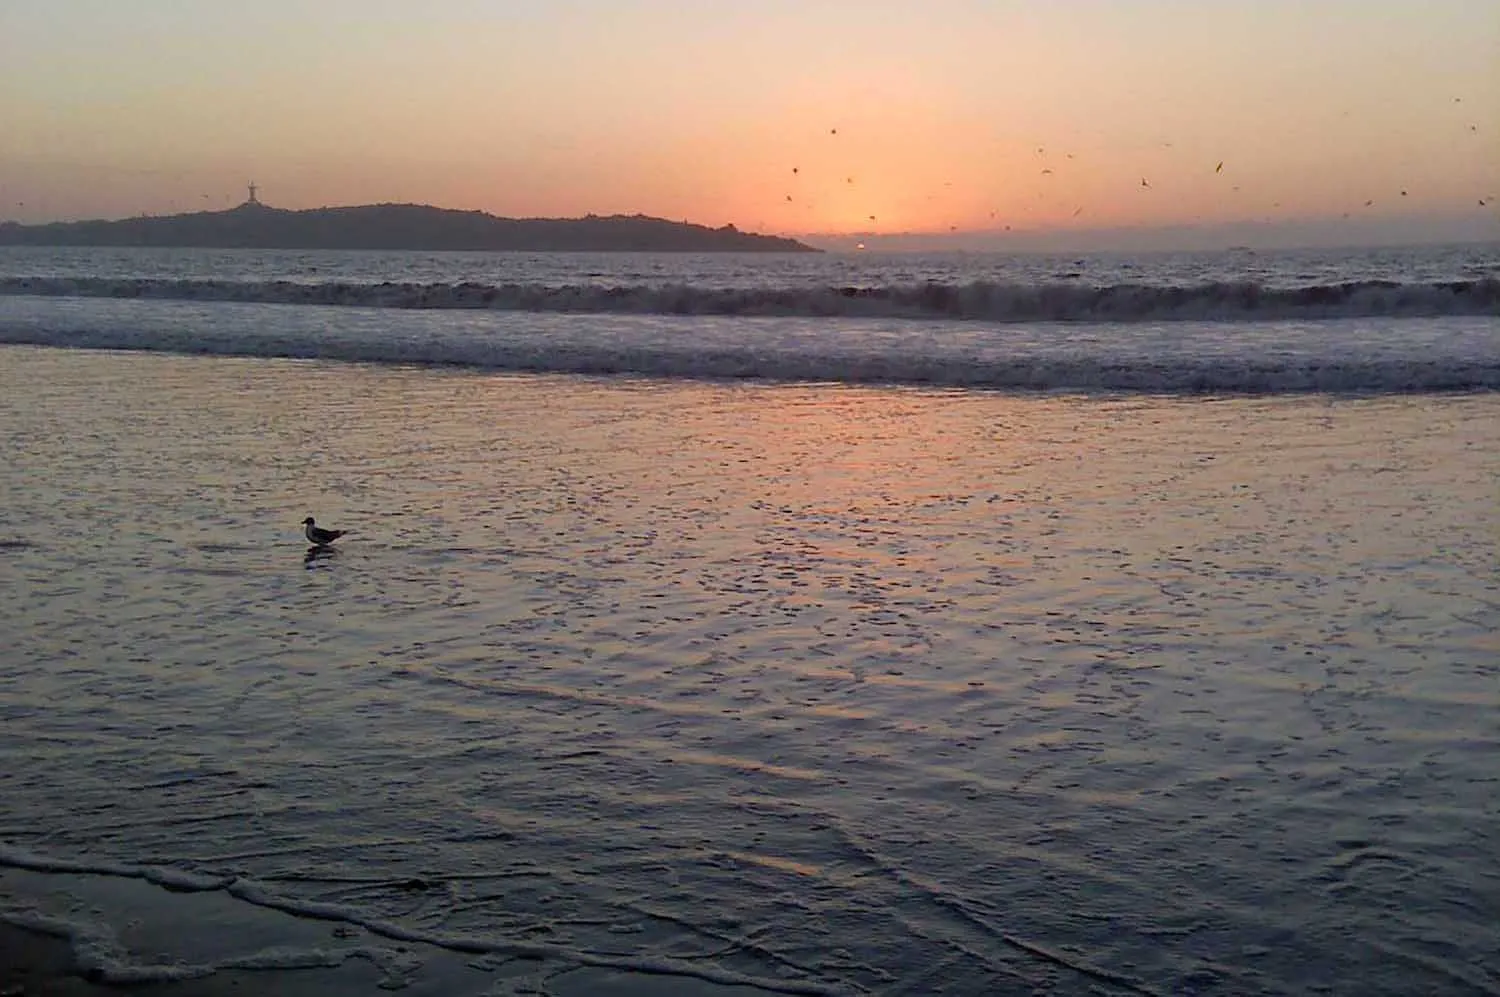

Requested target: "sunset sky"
[{"left": 2, "top": 0, "right": 1497, "bottom": 246}]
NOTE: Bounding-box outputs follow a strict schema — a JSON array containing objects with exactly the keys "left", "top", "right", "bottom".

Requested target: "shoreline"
[
  {"left": 0, "top": 865, "right": 789, "bottom": 997},
  {"left": 0, "top": 919, "right": 334, "bottom": 997}
]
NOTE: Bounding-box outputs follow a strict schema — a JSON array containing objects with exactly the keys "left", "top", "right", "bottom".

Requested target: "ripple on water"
[{"left": 0, "top": 350, "right": 1497, "bottom": 994}]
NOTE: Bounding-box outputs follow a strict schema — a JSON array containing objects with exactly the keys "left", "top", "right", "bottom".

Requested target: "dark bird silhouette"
[
  {"left": 302, "top": 517, "right": 348, "bottom": 545},
  {"left": 1140, "top": 178, "right": 1151, "bottom": 189},
  {"left": 1215, "top": 161, "right": 1224, "bottom": 173}
]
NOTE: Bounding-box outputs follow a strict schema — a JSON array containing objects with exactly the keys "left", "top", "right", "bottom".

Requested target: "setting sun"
[{"left": 1, "top": 0, "right": 1494, "bottom": 246}]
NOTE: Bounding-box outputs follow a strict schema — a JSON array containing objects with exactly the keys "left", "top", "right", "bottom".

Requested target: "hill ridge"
[{"left": 0, "top": 201, "right": 818, "bottom": 253}]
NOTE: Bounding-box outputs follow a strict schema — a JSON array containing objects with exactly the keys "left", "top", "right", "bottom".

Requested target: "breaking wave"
[
  {"left": 3, "top": 274, "right": 1498, "bottom": 323},
  {"left": 1, "top": 295, "right": 1496, "bottom": 394}
]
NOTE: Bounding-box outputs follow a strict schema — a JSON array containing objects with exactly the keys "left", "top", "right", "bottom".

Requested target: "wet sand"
[
  {"left": 1, "top": 867, "right": 766, "bottom": 996},
  {"left": 2, "top": 345, "right": 1497, "bottom": 995},
  {"left": 0, "top": 920, "right": 380, "bottom": 997}
]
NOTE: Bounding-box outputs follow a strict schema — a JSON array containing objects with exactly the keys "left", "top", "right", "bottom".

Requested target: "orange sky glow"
[{"left": 2, "top": 0, "right": 1497, "bottom": 247}]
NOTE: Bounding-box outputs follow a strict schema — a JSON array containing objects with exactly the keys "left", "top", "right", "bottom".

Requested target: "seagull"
[{"left": 302, "top": 517, "right": 348, "bottom": 545}]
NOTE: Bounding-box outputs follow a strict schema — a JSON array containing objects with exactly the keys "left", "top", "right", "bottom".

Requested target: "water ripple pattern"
[{"left": 1, "top": 347, "right": 1497, "bottom": 994}]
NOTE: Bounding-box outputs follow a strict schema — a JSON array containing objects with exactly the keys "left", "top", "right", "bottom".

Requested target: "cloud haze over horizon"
[{"left": 2, "top": 0, "right": 1497, "bottom": 249}]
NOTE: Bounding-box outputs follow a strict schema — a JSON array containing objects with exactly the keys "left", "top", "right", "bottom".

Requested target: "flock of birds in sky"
[
  {"left": 4, "top": 100, "right": 1494, "bottom": 230},
  {"left": 775, "top": 100, "right": 1493, "bottom": 236}
]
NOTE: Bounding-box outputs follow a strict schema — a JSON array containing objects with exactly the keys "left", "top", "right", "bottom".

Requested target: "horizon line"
[{"left": 3, "top": 197, "right": 1497, "bottom": 252}]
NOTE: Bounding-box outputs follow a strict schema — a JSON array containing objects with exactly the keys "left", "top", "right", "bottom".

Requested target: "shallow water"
[{"left": 2, "top": 345, "right": 1498, "bottom": 995}]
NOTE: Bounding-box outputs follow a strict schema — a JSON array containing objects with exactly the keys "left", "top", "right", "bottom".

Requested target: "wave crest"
[{"left": 4, "top": 275, "right": 1497, "bottom": 323}]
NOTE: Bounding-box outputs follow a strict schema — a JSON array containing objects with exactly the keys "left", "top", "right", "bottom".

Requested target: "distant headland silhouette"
[{"left": 0, "top": 191, "right": 817, "bottom": 253}]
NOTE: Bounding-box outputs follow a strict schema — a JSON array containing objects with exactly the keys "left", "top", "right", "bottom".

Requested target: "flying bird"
[
  {"left": 1215, "top": 161, "right": 1224, "bottom": 173},
  {"left": 1140, "top": 178, "right": 1151, "bottom": 189},
  {"left": 302, "top": 517, "right": 348, "bottom": 546}
]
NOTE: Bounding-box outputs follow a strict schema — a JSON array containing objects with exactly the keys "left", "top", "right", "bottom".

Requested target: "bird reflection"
[{"left": 305, "top": 544, "right": 339, "bottom": 566}]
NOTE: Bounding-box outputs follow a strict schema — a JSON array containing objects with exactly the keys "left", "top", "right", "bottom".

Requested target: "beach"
[{"left": 2, "top": 343, "right": 1497, "bottom": 994}]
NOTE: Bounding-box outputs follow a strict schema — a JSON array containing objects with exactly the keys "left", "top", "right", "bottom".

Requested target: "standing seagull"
[{"left": 302, "top": 517, "right": 348, "bottom": 546}]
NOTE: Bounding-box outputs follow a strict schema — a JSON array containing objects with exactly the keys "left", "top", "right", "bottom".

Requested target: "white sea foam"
[
  {"left": 0, "top": 905, "right": 413, "bottom": 985},
  {"left": 2, "top": 274, "right": 1497, "bottom": 322},
  {"left": 0, "top": 295, "right": 1496, "bottom": 393},
  {"left": 0, "top": 843, "right": 231, "bottom": 890},
  {"left": 0, "top": 845, "right": 853, "bottom": 994}
]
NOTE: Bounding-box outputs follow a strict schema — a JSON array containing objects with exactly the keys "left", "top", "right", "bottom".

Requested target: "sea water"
[{"left": 0, "top": 244, "right": 1497, "bottom": 995}]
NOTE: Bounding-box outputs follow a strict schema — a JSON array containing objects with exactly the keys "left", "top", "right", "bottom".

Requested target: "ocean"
[{"left": 0, "top": 243, "right": 1497, "bottom": 996}]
